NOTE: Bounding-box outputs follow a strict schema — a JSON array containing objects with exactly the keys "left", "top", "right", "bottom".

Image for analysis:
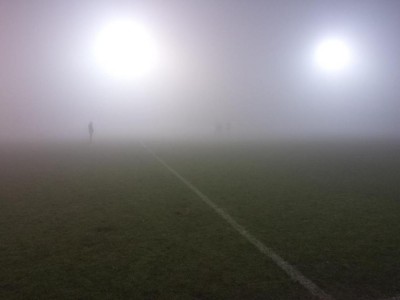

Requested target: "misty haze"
[{"left": 2, "top": 1, "right": 400, "bottom": 299}]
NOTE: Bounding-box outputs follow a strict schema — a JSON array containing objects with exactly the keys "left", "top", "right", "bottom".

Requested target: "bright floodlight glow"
[
  {"left": 93, "top": 18, "right": 160, "bottom": 81},
  {"left": 314, "top": 38, "right": 352, "bottom": 72}
]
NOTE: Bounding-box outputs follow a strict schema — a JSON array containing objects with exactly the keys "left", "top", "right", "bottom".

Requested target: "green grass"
[
  {"left": 0, "top": 143, "right": 311, "bottom": 299},
  {"left": 1, "top": 140, "right": 400, "bottom": 299},
  {"left": 154, "top": 140, "right": 400, "bottom": 299}
]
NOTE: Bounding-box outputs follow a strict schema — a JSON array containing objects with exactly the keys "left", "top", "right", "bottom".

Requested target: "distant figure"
[{"left": 88, "top": 121, "right": 94, "bottom": 143}]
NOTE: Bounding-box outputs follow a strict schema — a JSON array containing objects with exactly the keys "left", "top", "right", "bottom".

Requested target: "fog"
[{"left": 1, "top": 0, "right": 400, "bottom": 143}]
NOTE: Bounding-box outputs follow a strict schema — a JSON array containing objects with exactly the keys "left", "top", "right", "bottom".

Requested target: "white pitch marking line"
[{"left": 141, "top": 142, "right": 335, "bottom": 300}]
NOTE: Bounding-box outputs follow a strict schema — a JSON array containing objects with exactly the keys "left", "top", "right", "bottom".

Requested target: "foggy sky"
[{"left": 1, "top": 0, "right": 400, "bottom": 141}]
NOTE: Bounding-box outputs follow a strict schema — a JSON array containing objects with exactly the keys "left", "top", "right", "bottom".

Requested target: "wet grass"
[
  {"left": 156, "top": 139, "right": 400, "bottom": 299},
  {"left": 1, "top": 140, "right": 400, "bottom": 299},
  {"left": 0, "top": 142, "right": 311, "bottom": 300}
]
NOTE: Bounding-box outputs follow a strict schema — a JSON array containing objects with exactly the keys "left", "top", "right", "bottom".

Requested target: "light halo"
[
  {"left": 314, "top": 38, "right": 352, "bottom": 72},
  {"left": 93, "top": 18, "right": 160, "bottom": 81}
]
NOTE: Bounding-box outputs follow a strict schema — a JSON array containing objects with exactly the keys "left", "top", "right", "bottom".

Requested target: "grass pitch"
[{"left": 1, "top": 140, "right": 400, "bottom": 299}]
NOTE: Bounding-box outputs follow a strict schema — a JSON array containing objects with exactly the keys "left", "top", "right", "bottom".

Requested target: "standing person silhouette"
[{"left": 88, "top": 121, "right": 94, "bottom": 143}]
